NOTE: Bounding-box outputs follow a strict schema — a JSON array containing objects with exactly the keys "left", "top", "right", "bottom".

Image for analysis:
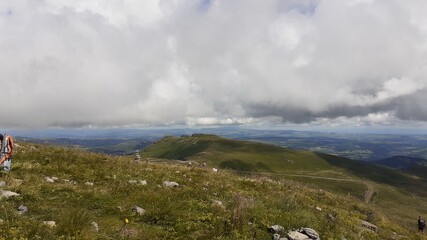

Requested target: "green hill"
[
  {"left": 141, "top": 134, "right": 427, "bottom": 231},
  {"left": 141, "top": 134, "right": 425, "bottom": 188}
]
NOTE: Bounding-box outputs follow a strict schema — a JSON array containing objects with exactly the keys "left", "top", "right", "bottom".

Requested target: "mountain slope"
[
  {"left": 141, "top": 134, "right": 427, "bottom": 193},
  {"left": 0, "top": 142, "right": 417, "bottom": 239}
]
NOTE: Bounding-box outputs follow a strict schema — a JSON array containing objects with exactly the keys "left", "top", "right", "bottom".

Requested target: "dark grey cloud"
[{"left": 0, "top": 0, "right": 427, "bottom": 129}]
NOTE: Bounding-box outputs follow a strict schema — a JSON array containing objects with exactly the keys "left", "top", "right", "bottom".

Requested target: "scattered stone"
[
  {"left": 213, "top": 200, "right": 224, "bottom": 208},
  {"left": 163, "top": 181, "right": 179, "bottom": 188},
  {"left": 140, "top": 180, "right": 147, "bottom": 186},
  {"left": 91, "top": 221, "right": 99, "bottom": 232},
  {"left": 30, "top": 145, "right": 37, "bottom": 150},
  {"left": 361, "top": 220, "right": 379, "bottom": 232},
  {"left": 326, "top": 213, "right": 335, "bottom": 222},
  {"left": 128, "top": 180, "right": 138, "bottom": 184},
  {"left": 203, "top": 187, "right": 208, "bottom": 191},
  {"left": 300, "top": 228, "right": 320, "bottom": 239},
  {"left": 132, "top": 205, "right": 146, "bottom": 216},
  {"left": 0, "top": 219, "right": 4, "bottom": 224},
  {"left": 45, "top": 177, "right": 55, "bottom": 183},
  {"left": 175, "top": 171, "right": 180, "bottom": 174},
  {"left": 85, "top": 182, "right": 94, "bottom": 186},
  {"left": 43, "top": 221, "right": 56, "bottom": 227},
  {"left": 113, "top": 175, "right": 117, "bottom": 180},
  {"left": 268, "top": 226, "right": 320, "bottom": 240},
  {"left": 51, "top": 177, "right": 59, "bottom": 181},
  {"left": 268, "top": 225, "right": 285, "bottom": 234},
  {"left": 17, "top": 205, "right": 28, "bottom": 215},
  {"left": 212, "top": 168, "right": 218, "bottom": 173},
  {"left": 0, "top": 190, "right": 19, "bottom": 198},
  {"left": 315, "top": 207, "right": 322, "bottom": 211},
  {"left": 287, "top": 231, "right": 310, "bottom": 240},
  {"left": 0, "top": 181, "right": 6, "bottom": 187}
]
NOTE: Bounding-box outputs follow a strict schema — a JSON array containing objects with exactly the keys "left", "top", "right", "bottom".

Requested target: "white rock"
[
  {"left": 132, "top": 206, "right": 146, "bottom": 216},
  {"left": 85, "top": 182, "right": 94, "bottom": 186},
  {"left": 43, "top": 221, "right": 56, "bottom": 227},
  {"left": 45, "top": 177, "right": 55, "bottom": 183},
  {"left": 287, "top": 231, "right": 310, "bottom": 240},
  {"left": 212, "top": 168, "right": 218, "bottom": 173},
  {"left": 17, "top": 205, "right": 28, "bottom": 214},
  {"left": 268, "top": 225, "right": 285, "bottom": 234},
  {"left": 0, "top": 190, "right": 19, "bottom": 198},
  {"left": 300, "top": 228, "right": 320, "bottom": 240},
  {"left": 139, "top": 180, "right": 147, "bottom": 186},
  {"left": 163, "top": 181, "right": 179, "bottom": 188},
  {"left": 213, "top": 200, "right": 225, "bottom": 209},
  {"left": 316, "top": 207, "right": 322, "bottom": 211},
  {"left": 91, "top": 221, "right": 99, "bottom": 232},
  {"left": 128, "top": 180, "right": 138, "bottom": 184},
  {"left": 51, "top": 177, "right": 59, "bottom": 181}
]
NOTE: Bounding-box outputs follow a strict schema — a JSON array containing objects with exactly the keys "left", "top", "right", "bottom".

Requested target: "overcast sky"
[{"left": 1, "top": 0, "right": 427, "bottom": 130}]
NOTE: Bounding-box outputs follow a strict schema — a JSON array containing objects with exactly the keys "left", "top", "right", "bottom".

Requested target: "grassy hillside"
[
  {"left": 141, "top": 135, "right": 425, "bottom": 188},
  {"left": 0, "top": 142, "right": 422, "bottom": 239},
  {"left": 140, "top": 134, "right": 427, "bottom": 232}
]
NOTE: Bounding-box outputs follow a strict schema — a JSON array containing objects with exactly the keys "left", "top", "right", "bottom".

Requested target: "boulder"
[
  {"left": 287, "top": 231, "right": 310, "bottom": 240},
  {"left": 132, "top": 205, "right": 146, "bottom": 216},
  {"left": 300, "top": 228, "right": 320, "bottom": 240},
  {"left": 268, "top": 225, "right": 285, "bottom": 234},
  {"left": 163, "top": 181, "right": 179, "bottom": 188},
  {"left": 361, "top": 220, "right": 379, "bottom": 232},
  {"left": 17, "top": 205, "right": 28, "bottom": 215},
  {"left": 0, "top": 190, "right": 19, "bottom": 198}
]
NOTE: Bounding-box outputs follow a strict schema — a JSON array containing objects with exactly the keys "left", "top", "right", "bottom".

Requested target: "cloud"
[{"left": 0, "top": 0, "right": 427, "bottom": 129}]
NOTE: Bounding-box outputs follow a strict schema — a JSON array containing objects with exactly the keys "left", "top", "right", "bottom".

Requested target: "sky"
[{"left": 1, "top": 0, "right": 427, "bottom": 131}]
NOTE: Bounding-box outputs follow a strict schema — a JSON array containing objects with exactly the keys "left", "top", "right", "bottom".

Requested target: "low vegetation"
[{"left": 0, "top": 139, "right": 424, "bottom": 239}]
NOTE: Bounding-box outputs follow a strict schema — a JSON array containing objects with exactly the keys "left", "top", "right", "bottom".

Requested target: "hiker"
[
  {"left": 418, "top": 216, "right": 426, "bottom": 234},
  {"left": 0, "top": 133, "right": 14, "bottom": 172}
]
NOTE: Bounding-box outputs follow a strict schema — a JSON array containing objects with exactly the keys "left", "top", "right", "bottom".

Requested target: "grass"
[{"left": 0, "top": 141, "right": 424, "bottom": 239}]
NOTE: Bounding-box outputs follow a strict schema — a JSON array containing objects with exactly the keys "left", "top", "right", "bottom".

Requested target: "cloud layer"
[{"left": 1, "top": 0, "right": 427, "bottom": 129}]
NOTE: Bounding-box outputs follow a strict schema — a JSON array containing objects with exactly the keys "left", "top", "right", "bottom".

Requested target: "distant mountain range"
[
  {"left": 372, "top": 156, "right": 427, "bottom": 170},
  {"left": 17, "top": 128, "right": 427, "bottom": 161}
]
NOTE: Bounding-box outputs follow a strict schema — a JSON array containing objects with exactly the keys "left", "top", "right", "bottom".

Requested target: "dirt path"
[
  {"left": 221, "top": 169, "right": 376, "bottom": 203},
  {"left": 363, "top": 182, "right": 375, "bottom": 203},
  {"left": 151, "top": 160, "right": 377, "bottom": 203}
]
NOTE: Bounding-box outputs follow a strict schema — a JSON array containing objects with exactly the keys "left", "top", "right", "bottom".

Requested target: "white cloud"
[{"left": 0, "top": 0, "right": 427, "bottom": 129}]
